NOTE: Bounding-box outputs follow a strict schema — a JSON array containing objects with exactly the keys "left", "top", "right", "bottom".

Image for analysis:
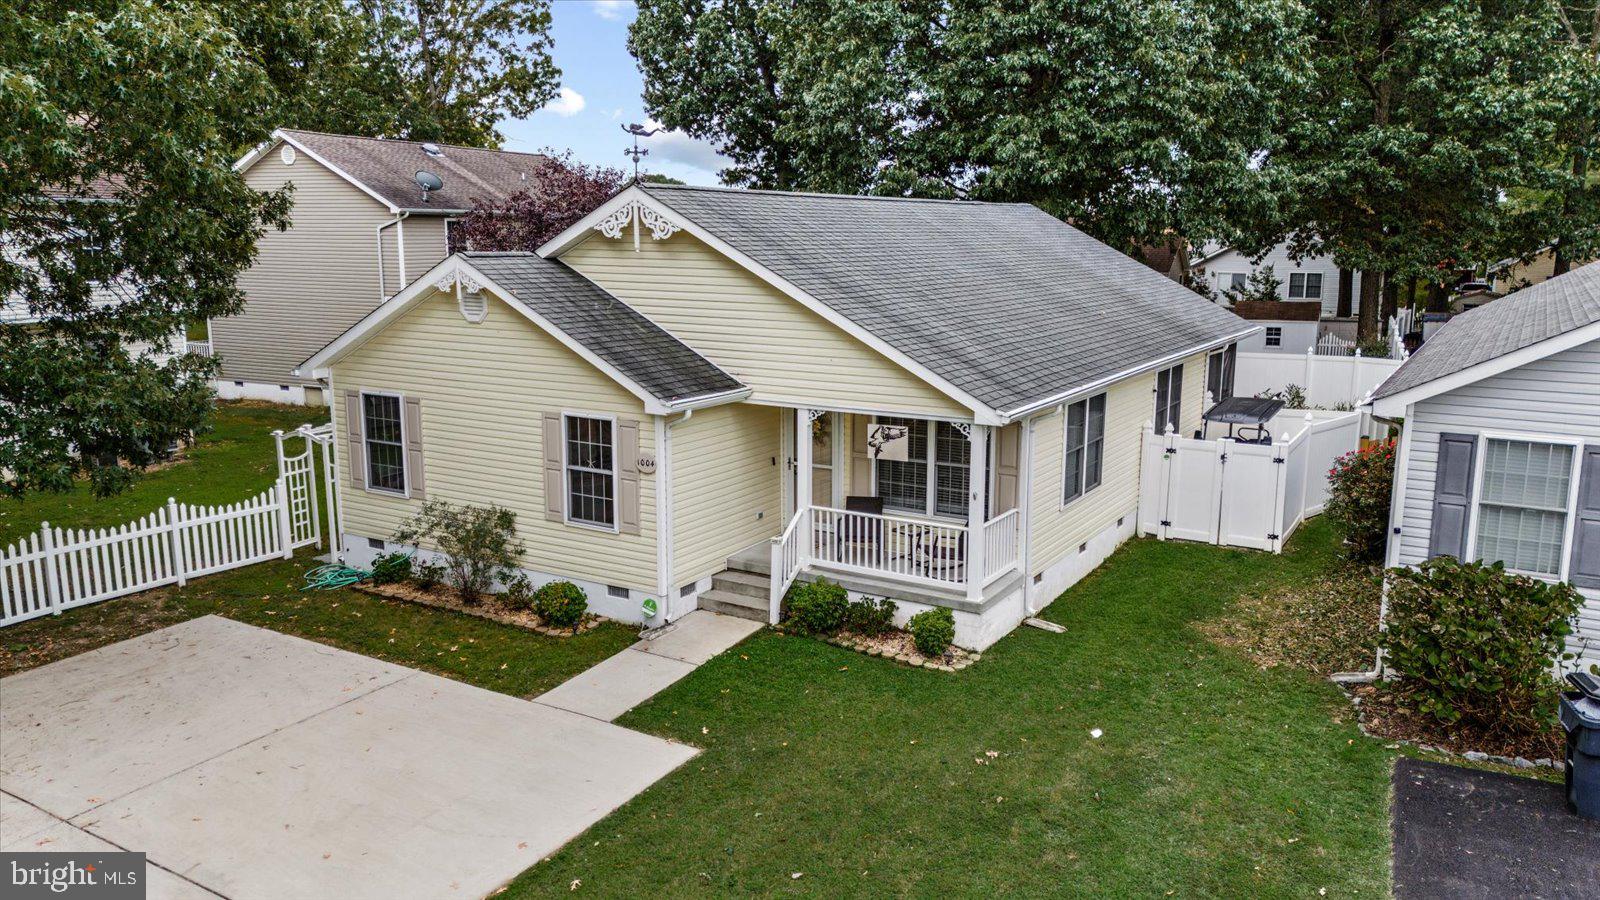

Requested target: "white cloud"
[
  {"left": 592, "top": 0, "right": 633, "bottom": 20},
  {"left": 643, "top": 118, "right": 727, "bottom": 174},
  {"left": 542, "top": 87, "right": 586, "bottom": 117}
]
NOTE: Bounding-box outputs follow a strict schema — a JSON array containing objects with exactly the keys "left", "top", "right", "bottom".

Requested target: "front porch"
[{"left": 708, "top": 405, "right": 1026, "bottom": 626}]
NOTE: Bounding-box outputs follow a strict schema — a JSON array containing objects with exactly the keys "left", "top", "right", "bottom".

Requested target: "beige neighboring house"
[
  {"left": 1489, "top": 247, "right": 1597, "bottom": 295},
  {"left": 216, "top": 129, "right": 549, "bottom": 405},
  {"left": 299, "top": 184, "right": 1256, "bottom": 649}
]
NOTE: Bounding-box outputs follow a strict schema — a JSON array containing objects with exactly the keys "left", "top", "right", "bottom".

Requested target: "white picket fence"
[
  {"left": 1138, "top": 410, "right": 1362, "bottom": 553},
  {"left": 1234, "top": 348, "right": 1405, "bottom": 409}
]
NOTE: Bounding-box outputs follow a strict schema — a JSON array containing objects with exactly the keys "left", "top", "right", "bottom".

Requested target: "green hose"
[{"left": 303, "top": 564, "right": 370, "bottom": 590}]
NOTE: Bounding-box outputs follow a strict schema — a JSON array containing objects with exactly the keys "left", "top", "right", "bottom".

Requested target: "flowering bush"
[{"left": 1323, "top": 439, "right": 1394, "bottom": 562}]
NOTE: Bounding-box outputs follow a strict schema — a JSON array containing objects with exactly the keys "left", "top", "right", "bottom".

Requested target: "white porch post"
[
  {"left": 966, "top": 423, "right": 989, "bottom": 601},
  {"left": 795, "top": 408, "right": 814, "bottom": 513}
]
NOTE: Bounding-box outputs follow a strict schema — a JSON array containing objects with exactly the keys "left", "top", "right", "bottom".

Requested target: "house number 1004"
[{"left": 637, "top": 455, "right": 656, "bottom": 474}]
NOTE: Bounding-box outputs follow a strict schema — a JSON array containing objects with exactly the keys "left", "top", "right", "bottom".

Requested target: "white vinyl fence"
[
  {"left": 1233, "top": 348, "right": 1404, "bottom": 409},
  {"left": 1138, "top": 410, "right": 1363, "bottom": 553},
  {"left": 1, "top": 424, "right": 335, "bottom": 628}
]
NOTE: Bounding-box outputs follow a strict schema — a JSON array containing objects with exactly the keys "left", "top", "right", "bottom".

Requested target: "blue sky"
[{"left": 499, "top": 1, "right": 727, "bottom": 185}]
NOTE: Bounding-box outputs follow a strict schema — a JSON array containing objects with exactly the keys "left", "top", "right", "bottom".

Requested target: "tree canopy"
[{"left": 453, "top": 154, "right": 627, "bottom": 252}]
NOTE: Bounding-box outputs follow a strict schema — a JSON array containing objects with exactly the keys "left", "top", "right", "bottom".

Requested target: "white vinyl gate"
[
  {"left": 0, "top": 423, "right": 338, "bottom": 627},
  {"left": 1137, "top": 411, "right": 1363, "bottom": 553}
]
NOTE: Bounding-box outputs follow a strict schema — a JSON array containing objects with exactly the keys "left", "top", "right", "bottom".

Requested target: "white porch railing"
[
  {"left": 767, "top": 504, "right": 1023, "bottom": 623},
  {"left": 982, "top": 508, "right": 1021, "bottom": 584}
]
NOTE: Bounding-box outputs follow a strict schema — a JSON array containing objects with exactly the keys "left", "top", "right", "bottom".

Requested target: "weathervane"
[{"left": 621, "top": 123, "right": 659, "bottom": 179}]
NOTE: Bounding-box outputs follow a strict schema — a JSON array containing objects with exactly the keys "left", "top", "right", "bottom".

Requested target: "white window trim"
[
  {"left": 867, "top": 417, "right": 976, "bottom": 524},
  {"left": 1264, "top": 326, "right": 1282, "bottom": 347},
  {"left": 1288, "top": 272, "right": 1323, "bottom": 300},
  {"left": 1060, "top": 393, "right": 1107, "bottom": 510},
  {"left": 358, "top": 389, "right": 408, "bottom": 499},
  {"left": 1153, "top": 364, "right": 1184, "bottom": 434},
  {"left": 561, "top": 410, "right": 621, "bottom": 534},
  {"left": 1462, "top": 429, "right": 1584, "bottom": 582}
]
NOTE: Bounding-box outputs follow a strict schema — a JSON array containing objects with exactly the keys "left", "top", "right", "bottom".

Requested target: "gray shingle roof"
[
  {"left": 638, "top": 184, "right": 1253, "bottom": 414},
  {"left": 280, "top": 130, "right": 550, "bottom": 214},
  {"left": 462, "top": 253, "right": 743, "bottom": 405},
  {"left": 1371, "top": 260, "right": 1600, "bottom": 400}
]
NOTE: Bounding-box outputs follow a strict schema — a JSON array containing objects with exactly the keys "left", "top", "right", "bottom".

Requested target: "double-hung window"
[
  {"left": 1153, "top": 364, "right": 1184, "bottom": 434},
  {"left": 565, "top": 414, "right": 616, "bottom": 529},
  {"left": 1206, "top": 345, "right": 1236, "bottom": 399},
  {"left": 1288, "top": 273, "right": 1323, "bottom": 300},
  {"left": 874, "top": 417, "right": 972, "bottom": 519},
  {"left": 1063, "top": 394, "right": 1106, "bottom": 504},
  {"left": 1264, "top": 326, "right": 1282, "bottom": 348},
  {"left": 361, "top": 392, "right": 406, "bottom": 494},
  {"left": 1473, "top": 438, "right": 1576, "bottom": 577}
]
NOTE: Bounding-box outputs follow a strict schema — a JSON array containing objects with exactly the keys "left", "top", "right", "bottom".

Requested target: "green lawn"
[
  {"left": 0, "top": 402, "right": 328, "bottom": 546},
  {"left": 504, "top": 519, "right": 1394, "bottom": 898}
]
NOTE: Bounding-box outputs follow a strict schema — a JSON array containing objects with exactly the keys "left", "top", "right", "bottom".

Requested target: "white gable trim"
[
  {"left": 234, "top": 130, "right": 402, "bottom": 215},
  {"left": 297, "top": 256, "right": 746, "bottom": 415},
  {"left": 1368, "top": 318, "right": 1600, "bottom": 417},
  {"left": 539, "top": 186, "right": 1006, "bottom": 425}
]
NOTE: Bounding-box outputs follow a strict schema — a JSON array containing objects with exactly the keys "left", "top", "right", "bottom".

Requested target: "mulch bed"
[
  {"left": 779, "top": 625, "right": 980, "bottom": 672},
  {"left": 1348, "top": 683, "right": 1566, "bottom": 765},
  {"left": 354, "top": 581, "right": 607, "bottom": 638},
  {"left": 1200, "top": 563, "right": 1383, "bottom": 677}
]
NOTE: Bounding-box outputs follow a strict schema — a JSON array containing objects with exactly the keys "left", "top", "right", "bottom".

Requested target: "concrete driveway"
[{"left": 0, "top": 616, "right": 697, "bottom": 899}]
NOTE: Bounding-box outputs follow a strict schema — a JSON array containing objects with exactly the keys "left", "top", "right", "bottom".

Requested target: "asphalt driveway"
[{"left": 0, "top": 616, "right": 697, "bottom": 899}]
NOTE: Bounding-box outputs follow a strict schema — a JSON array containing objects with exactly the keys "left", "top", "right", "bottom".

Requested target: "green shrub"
[
  {"left": 369, "top": 551, "right": 412, "bottom": 585},
  {"left": 907, "top": 607, "right": 956, "bottom": 657},
  {"left": 844, "top": 597, "right": 896, "bottom": 636},
  {"left": 785, "top": 578, "right": 849, "bottom": 634},
  {"left": 1256, "top": 384, "right": 1307, "bottom": 409},
  {"left": 412, "top": 560, "right": 446, "bottom": 591},
  {"left": 393, "top": 501, "right": 525, "bottom": 603},
  {"left": 533, "top": 580, "right": 588, "bottom": 629},
  {"left": 1382, "top": 557, "right": 1582, "bottom": 735},
  {"left": 1324, "top": 439, "right": 1395, "bottom": 562},
  {"left": 500, "top": 573, "right": 534, "bottom": 611}
]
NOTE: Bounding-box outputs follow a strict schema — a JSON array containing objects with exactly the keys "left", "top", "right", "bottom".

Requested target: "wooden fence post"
[
  {"left": 40, "top": 522, "right": 62, "bottom": 616},
  {"left": 276, "top": 479, "right": 294, "bottom": 559},
  {"left": 168, "top": 498, "right": 187, "bottom": 587}
]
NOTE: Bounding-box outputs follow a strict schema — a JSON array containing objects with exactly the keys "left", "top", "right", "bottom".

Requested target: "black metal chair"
[
  {"left": 836, "top": 495, "right": 884, "bottom": 566},
  {"left": 913, "top": 528, "right": 965, "bottom": 582}
]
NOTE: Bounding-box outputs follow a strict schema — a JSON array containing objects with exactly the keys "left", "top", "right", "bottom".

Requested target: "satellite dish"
[{"left": 414, "top": 170, "right": 444, "bottom": 201}]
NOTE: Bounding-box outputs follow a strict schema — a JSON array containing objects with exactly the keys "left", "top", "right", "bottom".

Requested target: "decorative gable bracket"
[
  {"left": 434, "top": 267, "right": 488, "bottom": 323},
  {"left": 593, "top": 200, "right": 681, "bottom": 252}
]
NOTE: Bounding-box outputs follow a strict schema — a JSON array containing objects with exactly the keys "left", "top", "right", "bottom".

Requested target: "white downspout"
[
  {"left": 375, "top": 212, "right": 409, "bottom": 300},
  {"left": 658, "top": 409, "right": 694, "bottom": 622},
  {"left": 1020, "top": 415, "right": 1038, "bottom": 614}
]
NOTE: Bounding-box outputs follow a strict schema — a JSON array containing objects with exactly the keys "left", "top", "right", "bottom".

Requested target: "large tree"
[
  {"left": 630, "top": 0, "right": 1310, "bottom": 258},
  {"left": 0, "top": 2, "right": 292, "bottom": 497},
  {"left": 353, "top": 0, "right": 560, "bottom": 146},
  {"left": 1278, "top": 0, "right": 1567, "bottom": 338}
]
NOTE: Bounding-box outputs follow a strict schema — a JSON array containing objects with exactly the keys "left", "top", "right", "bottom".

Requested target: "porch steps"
[{"left": 698, "top": 568, "right": 769, "bottom": 623}]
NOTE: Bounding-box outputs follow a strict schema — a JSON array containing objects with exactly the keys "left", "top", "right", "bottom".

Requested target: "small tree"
[
  {"left": 1323, "top": 440, "right": 1395, "bottom": 562},
  {"left": 451, "top": 152, "right": 626, "bottom": 253},
  {"left": 393, "top": 501, "right": 524, "bottom": 603},
  {"left": 1383, "top": 558, "right": 1582, "bottom": 736},
  {"left": 1222, "top": 265, "right": 1284, "bottom": 306}
]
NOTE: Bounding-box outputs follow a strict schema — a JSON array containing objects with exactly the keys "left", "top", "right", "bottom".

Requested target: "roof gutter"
[
  {"left": 664, "top": 386, "right": 753, "bottom": 412},
  {"left": 998, "top": 325, "right": 1261, "bottom": 422}
]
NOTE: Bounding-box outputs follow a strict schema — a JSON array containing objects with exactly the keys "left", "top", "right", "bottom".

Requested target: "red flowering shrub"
[{"left": 1323, "top": 439, "right": 1395, "bottom": 562}]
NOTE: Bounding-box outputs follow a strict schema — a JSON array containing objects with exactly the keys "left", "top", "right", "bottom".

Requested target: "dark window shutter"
[
  {"left": 1428, "top": 433, "right": 1478, "bottom": 560},
  {"left": 543, "top": 413, "right": 564, "bottom": 522},
  {"left": 403, "top": 397, "right": 426, "bottom": 500},
  {"left": 618, "top": 419, "right": 641, "bottom": 535},
  {"left": 1569, "top": 446, "right": 1600, "bottom": 589},
  {"left": 344, "top": 390, "right": 365, "bottom": 489}
]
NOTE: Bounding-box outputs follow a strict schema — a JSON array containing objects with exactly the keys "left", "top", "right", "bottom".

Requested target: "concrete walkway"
[
  {"left": 535, "top": 610, "right": 762, "bottom": 721},
  {"left": 0, "top": 616, "right": 699, "bottom": 900}
]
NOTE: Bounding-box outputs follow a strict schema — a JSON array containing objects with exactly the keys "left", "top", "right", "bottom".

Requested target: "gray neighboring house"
[
  {"left": 1368, "top": 260, "right": 1600, "bottom": 671},
  {"left": 216, "top": 129, "right": 549, "bottom": 405}
]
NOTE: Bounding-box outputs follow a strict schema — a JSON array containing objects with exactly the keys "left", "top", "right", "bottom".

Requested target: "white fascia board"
[
  {"left": 1000, "top": 325, "right": 1261, "bottom": 421},
  {"left": 540, "top": 186, "right": 1005, "bottom": 425},
  {"left": 666, "top": 386, "right": 754, "bottom": 411},
  {"left": 297, "top": 256, "right": 677, "bottom": 415},
  {"left": 1368, "top": 319, "right": 1600, "bottom": 417}
]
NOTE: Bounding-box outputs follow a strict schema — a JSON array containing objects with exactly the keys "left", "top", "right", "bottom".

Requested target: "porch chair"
[
  {"left": 835, "top": 495, "right": 884, "bottom": 566},
  {"left": 913, "top": 528, "right": 965, "bottom": 582}
]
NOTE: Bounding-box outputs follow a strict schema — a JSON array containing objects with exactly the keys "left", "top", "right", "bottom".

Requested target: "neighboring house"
[
  {"left": 1368, "top": 260, "right": 1600, "bottom": 671},
  {"left": 1196, "top": 241, "right": 1365, "bottom": 321},
  {"left": 1229, "top": 299, "right": 1321, "bottom": 355},
  {"left": 215, "top": 129, "right": 551, "bottom": 405},
  {"left": 1488, "top": 247, "right": 1597, "bottom": 295},
  {"left": 299, "top": 184, "right": 1255, "bottom": 650}
]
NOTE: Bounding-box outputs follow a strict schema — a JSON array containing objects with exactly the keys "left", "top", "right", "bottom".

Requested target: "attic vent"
[
  {"left": 459, "top": 290, "right": 487, "bottom": 324},
  {"left": 280, "top": 145, "right": 296, "bottom": 165},
  {"left": 422, "top": 142, "right": 444, "bottom": 157}
]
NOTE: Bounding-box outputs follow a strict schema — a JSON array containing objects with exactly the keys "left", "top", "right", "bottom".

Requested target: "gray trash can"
[{"left": 1560, "top": 672, "right": 1600, "bottom": 821}]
